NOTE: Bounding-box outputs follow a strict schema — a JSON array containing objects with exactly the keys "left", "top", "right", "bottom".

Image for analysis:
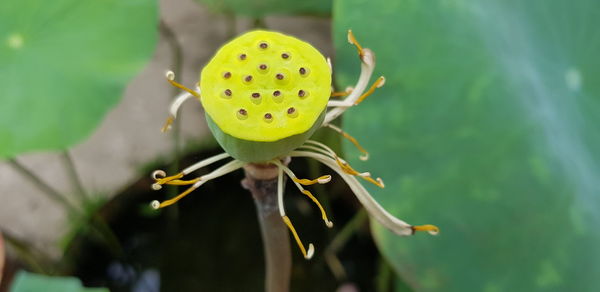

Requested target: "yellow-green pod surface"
[{"left": 200, "top": 30, "right": 331, "bottom": 162}]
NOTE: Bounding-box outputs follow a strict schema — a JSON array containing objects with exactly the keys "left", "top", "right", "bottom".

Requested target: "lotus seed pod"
[{"left": 200, "top": 30, "right": 331, "bottom": 162}]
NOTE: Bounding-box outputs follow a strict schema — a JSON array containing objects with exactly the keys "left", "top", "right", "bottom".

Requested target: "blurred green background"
[{"left": 1, "top": 0, "right": 599, "bottom": 291}]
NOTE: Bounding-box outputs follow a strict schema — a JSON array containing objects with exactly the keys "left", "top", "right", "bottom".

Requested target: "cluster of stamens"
[{"left": 156, "top": 30, "right": 439, "bottom": 262}]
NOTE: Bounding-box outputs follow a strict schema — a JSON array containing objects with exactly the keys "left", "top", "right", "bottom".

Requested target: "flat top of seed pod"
[{"left": 200, "top": 30, "right": 331, "bottom": 142}]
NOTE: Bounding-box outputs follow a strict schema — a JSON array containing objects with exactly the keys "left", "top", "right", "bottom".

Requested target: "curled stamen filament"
[
  {"left": 276, "top": 166, "right": 315, "bottom": 259},
  {"left": 325, "top": 124, "right": 369, "bottom": 161},
  {"left": 151, "top": 153, "right": 231, "bottom": 189},
  {"left": 274, "top": 161, "right": 333, "bottom": 228}
]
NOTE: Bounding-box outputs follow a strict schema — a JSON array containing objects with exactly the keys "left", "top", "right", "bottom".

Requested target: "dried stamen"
[
  {"left": 354, "top": 76, "right": 385, "bottom": 105},
  {"left": 165, "top": 70, "right": 201, "bottom": 98},
  {"left": 347, "top": 30, "right": 364, "bottom": 58},
  {"left": 325, "top": 124, "right": 369, "bottom": 160},
  {"left": 292, "top": 175, "right": 331, "bottom": 185}
]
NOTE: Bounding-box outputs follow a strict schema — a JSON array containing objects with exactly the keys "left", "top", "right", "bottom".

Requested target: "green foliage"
[
  {"left": 0, "top": 0, "right": 158, "bottom": 159},
  {"left": 334, "top": 0, "right": 600, "bottom": 291},
  {"left": 195, "top": 0, "right": 332, "bottom": 17},
  {"left": 10, "top": 271, "right": 108, "bottom": 292}
]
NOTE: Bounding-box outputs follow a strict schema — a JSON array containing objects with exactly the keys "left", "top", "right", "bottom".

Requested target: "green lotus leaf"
[
  {"left": 0, "top": 0, "right": 158, "bottom": 159},
  {"left": 334, "top": 0, "right": 600, "bottom": 291}
]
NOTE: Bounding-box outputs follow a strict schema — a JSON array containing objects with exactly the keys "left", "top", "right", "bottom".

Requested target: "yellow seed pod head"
[{"left": 200, "top": 30, "right": 331, "bottom": 162}]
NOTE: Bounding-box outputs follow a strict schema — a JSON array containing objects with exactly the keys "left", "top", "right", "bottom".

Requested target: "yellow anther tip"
[
  {"left": 413, "top": 224, "right": 440, "bottom": 235},
  {"left": 305, "top": 244, "right": 315, "bottom": 260},
  {"left": 150, "top": 200, "right": 160, "bottom": 210}
]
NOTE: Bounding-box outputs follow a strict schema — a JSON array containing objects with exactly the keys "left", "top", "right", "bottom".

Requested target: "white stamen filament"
[
  {"left": 290, "top": 150, "right": 421, "bottom": 236},
  {"left": 324, "top": 48, "right": 375, "bottom": 124},
  {"left": 182, "top": 152, "right": 230, "bottom": 175},
  {"left": 169, "top": 92, "right": 194, "bottom": 119}
]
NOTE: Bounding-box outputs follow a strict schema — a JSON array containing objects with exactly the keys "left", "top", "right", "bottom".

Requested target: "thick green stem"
[{"left": 242, "top": 163, "right": 291, "bottom": 292}]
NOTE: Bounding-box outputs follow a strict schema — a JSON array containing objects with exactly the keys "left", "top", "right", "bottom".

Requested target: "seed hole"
[
  {"left": 259, "top": 42, "right": 268, "bottom": 49},
  {"left": 244, "top": 75, "right": 253, "bottom": 82},
  {"left": 237, "top": 109, "right": 248, "bottom": 120},
  {"left": 258, "top": 64, "right": 268, "bottom": 71},
  {"left": 299, "top": 67, "right": 309, "bottom": 76},
  {"left": 263, "top": 113, "right": 273, "bottom": 123},
  {"left": 287, "top": 107, "right": 298, "bottom": 118},
  {"left": 298, "top": 90, "right": 307, "bottom": 97},
  {"left": 273, "top": 90, "right": 281, "bottom": 97},
  {"left": 276, "top": 73, "right": 284, "bottom": 80},
  {"left": 251, "top": 92, "right": 260, "bottom": 98},
  {"left": 223, "top": 72, "right": 231, "bottom": 79},
  {"left": 239, "top": 53, "right": 247, "bottom": 60},
  {"left": 224, "top": 89, "right": 232, "bottom": 96},
  {"left": 281, "top": 53, "right": 290, "bottom": 59}
]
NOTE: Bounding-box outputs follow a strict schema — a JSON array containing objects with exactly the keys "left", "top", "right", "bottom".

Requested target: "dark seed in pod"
[
  {"left": 299, "top": 67, "right": 306, "bottom": 75},
  {"left": 238, "top": 109, "right": 247, "bottom": 115},
  {"left": 251, "top": 92, "right": 260, "bottom": 98},
  {"left": 287, "top": 107, "right": 295, "bottom": 114},
  {"left": 298, "top": 90, "right": 306, "bottom": 97},
  {"left": 264, "top": 113, "right": 272, "bottom": 119},
  {"left": 223, "top": 72, "right": 231, "bottom": 79},
  {"left": 281, "top": 53, "right": 290, "bottom": 59},
  {"left": 245, "top": 75, "right": 253, "bottom": 82},
  {"left": 224, "top": 89, "right": 232, "bottom": 96},
  {"left": 259, "top": 42, "right": 268, "bottom": 49},
  {"left": 239, "top": 54, "right": 247, "bottom": 60},
  {"left": 276, "top": 73, "right": 284, "bottom": 80},
  {"left": 273, "top": 90, "right": 281, "bottom": 97},
  {"left": 259, "top": 64, "right": 267, "bottom": 70}
]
